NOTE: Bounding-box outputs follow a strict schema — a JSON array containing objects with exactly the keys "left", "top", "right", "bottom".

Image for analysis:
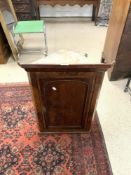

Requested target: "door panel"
[{"left": 39, "top": 79, "right": 92, "bottom": 129}]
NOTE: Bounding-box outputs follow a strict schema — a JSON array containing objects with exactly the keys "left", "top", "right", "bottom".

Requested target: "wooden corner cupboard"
[{"left": 19, "top": 62, "right": 111, "bottom": 133}]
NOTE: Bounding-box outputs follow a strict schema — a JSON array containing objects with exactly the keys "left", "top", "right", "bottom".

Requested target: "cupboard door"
[{"left": 39, "top": 78, "right": 94, "bottom": 130}]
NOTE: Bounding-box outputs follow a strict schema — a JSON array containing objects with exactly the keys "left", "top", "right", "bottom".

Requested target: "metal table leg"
[{"left": 124, "top": 78, "right": 131, "bottom": 92}]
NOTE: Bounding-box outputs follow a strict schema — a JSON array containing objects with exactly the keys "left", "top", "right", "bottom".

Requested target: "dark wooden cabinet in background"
[
  {"left": 12, "top": 0, "right": 38, "bottom": 20},
  {"left": 102, "top": 0, "right": 131, "bottom": 80},
  {"left": 0, "top": 24, "right": 11, "bottom": 64},
  {"left": 20, "top": 64, "right": 111, "bottom": 133}
]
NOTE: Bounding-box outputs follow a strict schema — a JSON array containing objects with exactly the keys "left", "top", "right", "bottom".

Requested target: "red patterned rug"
[{"left": 0, "top": 84, "right": 112, "bottom": 175}]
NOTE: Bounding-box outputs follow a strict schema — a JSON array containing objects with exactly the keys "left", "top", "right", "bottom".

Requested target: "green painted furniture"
[{"left": 13, "top": 20, "right": 48, "bottom": 56}]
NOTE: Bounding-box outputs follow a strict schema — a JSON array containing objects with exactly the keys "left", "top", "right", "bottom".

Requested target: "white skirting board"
[{"left": 39, "top": 5, "right": 93, "bottom": 17}]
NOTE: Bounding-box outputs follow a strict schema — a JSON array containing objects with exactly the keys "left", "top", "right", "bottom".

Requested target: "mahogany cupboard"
[
  {"left": 102, "top": 0, "right": 131, "bottom": 80},
  {"left": 19, "top": 63, "right": 111, "bottom": 133}
]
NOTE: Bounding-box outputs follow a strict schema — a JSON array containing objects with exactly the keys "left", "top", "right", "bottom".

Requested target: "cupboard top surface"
[
  {"left": 19, "top": 50, "right": 112, "bottom": 69},
  {"left": 32, "top": 50, "right": 95, "bottom": 65}
]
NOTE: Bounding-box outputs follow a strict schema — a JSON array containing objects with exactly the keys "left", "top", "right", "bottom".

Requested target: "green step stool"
[{"left": 13, "top": 20, "right": 48, "bottom": 56}]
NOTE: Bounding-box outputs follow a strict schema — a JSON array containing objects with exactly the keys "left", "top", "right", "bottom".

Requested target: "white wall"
[{"left": 39, "top": 5, "right": 93, "bottom": 17}]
